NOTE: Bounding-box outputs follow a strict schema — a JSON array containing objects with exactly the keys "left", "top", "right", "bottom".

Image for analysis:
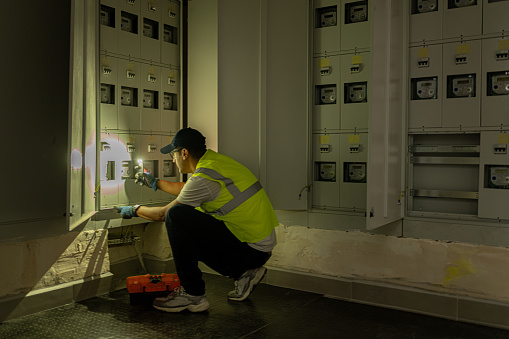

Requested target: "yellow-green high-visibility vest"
[{"left": 192, "top": 150, "right": 278, "bottom": 243}]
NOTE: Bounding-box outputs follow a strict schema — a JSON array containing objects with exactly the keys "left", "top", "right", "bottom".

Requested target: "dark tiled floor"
[{"left": 1, "top": 273, "right": 508, "bottom": 339}]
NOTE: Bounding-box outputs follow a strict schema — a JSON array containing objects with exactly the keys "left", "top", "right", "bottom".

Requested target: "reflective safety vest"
[{"left": 192, "top": 150, "right": 278, "bottom": 243}]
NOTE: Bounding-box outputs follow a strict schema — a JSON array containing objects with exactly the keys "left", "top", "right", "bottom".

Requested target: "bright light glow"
[
  {"left": 100, "top": 133, "right": 131, "bottom": 196},
  {"left": 70, "top": 148, "right": 83, "bottom": 171}
]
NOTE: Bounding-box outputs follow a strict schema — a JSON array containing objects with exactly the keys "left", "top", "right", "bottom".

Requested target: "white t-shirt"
[{"left": 176, "top": 175, "right": 276, "bottom": 252}]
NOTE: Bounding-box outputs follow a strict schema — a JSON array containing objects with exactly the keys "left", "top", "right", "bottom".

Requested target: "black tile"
[{"left": 0, "top": 273, "right": 508, "bottom": 339}]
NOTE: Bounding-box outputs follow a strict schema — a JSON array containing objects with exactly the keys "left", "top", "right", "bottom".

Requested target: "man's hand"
[
  {"left": 135, "top": 172, "right": 159, "bottom": 191},
  {"left": 117, "top": 206, "right": 138, "bottom": 219}
]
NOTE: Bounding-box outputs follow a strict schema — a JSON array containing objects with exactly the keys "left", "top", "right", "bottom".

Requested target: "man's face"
[{"left": 172, "top": 148, "right": 191, "bottom": 174}]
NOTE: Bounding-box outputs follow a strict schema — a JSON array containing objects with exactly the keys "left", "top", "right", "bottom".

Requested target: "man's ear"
[{"left": 181, "top": 148, "right": 188, "bottom": 159}]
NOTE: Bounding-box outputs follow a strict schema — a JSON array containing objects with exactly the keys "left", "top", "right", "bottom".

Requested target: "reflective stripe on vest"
[{"left": 194, "top": 167, "right": 262, "bottom": 216}]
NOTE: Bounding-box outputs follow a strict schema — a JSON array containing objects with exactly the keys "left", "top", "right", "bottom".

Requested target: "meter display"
[
  {"left": 121, "top": 11, "right": 138, "bottom": 34},
  {"left": 163, "top": 160, "right": 176, "bottom": 177},
  {"left": 411, "top": 77, "right": 437, "bottom": 100},
  {"left": 345, "top": 82, "right": 367, "bottom": 103},
  {"left": 345, "top": 1, "right": 368, "bottom": 24},
  {"left": 100, "top": 5, "right": 115, "bottom": 27},
  {"left": 121, "top": 87, "right": 138, "bottom": 106},
  {"left": 164, "top": 92, "right": 177, "bottom": 110},
  {"left": 143, "top": 19, "right": 158, "bottom": 39},
  {"left": 164, "top": 24, "right": 178, "bottom": 44},
  {"left": 317, "top": 85, "right": 337, "bottom": 105},
  {"left": 101, "top": 84, "right": 114, "bottom": 104},
  {"left": 344, "top": 162, "right": 367, "bottom": 183},
  {"left": 488, "top": 71, "right": 509, "bottom": 96},
  {"left": 143, "top": 90, "right": 158, "bottom": 109},
  {"left": 447, "top": 74, "right": 476, "bottom": 98},
  {"left": 450, "top": 0, "right": 477, "bottom": 8},
  {"left": 316, "top": 6, "right": 337, "bottom": 27},
  {"left": 486, "top": 166, "right": 509, "bottom": 189},
  {"left": 315, "top": 162, "right": 336, "bottom": 182}
]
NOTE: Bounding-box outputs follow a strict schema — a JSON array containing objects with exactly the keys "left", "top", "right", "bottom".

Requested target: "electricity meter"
[
  {"left": 317, "top": 6, "right": 337, "bottom": 27},
  {"left": 121, "top": 12, "right": 138, "bottom": 34},
  {"left": 164, "top": 25, "right": 178, "bottom": 44},
  {"left": 417, "top": 0, "right": 437, "bottom": 13},
  {"left": 487, "top": 166, "right": 509, "bottom": 189},
  {"left": 317, "top": 85, "right": 337, "bottom": 105},
  {"left": 344, "top": 162, "right": 367, "bottom": 183},
  {"left": 101, "top": 84, "right": 114, "bottom": 104},
  {"left": 121, "top": 17, "right": 133, "bottom": 32},
  {"left": 349, "top": 4, "right": 367, "bottom": 23},
  {"left": 345, "top": 82, "right": 367, "bottom": 103},
  {"left": 121, "top": 161, "right": 134, "bottom": 179},
  {"left": 164, "top": 93, "right": 175, "bottom": 110},
  {"left": 447, "top": 74, "right": 476, "bottom": 98},
  {"left": 411, "top": 77, "right": 437, "bottom": 100},
  {"left": 143, "top": 90, "right": 157, "bottom": 108},
  {"left": 163, "top": 160, "right": 175, "bottom": 177},
  {"left": 143, "top": 19, "right": 158, "bottom": 39},
  {"left": 316, "top": 162, "right": 336, "bottom": 182},
  {"left": 451, "top": 0, "right": 476, "bottom": 8},
  {"left": 488, "top": 72, "right": 509, "bottom": 96},
  {"left": 121, "top": 87, "right": 137, "bottom": 106}
]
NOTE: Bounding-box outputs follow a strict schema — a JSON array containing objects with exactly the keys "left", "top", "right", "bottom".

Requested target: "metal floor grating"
[{"left": 0, "top": 273, "right": 508, "bottom": 338}]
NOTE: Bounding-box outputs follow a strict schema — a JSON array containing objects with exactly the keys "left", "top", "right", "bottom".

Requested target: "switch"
[
  {"left": 103, "top": 66, "right": 112, "bottom": 75},
  {"left": 148, "top": 144, "right": 157, "bottom": 153},
  {"left": 349, "top": 144, "right": 360, "bottom": 153},
  {"left": 320, "top": 66, "right": 331, "bottom": 76},
  {"left": 350, "top": 64, "right": 361, "bottom": 73},
  {"left": 319, "top": 144, "right": 331, "bottom": 153},
  {"left": 126, "top": 70, "right": 136, "bottom": 79},
  {"left": 455, "top": 54, "right": 468, "bottom": 65},
  {"left": 148, "top": 74, "right": 156, "bottom": 83},
  {"left": 127, "top": 0, "right": 135, "bottom": 5},
  {"left": 496, "top": 49, "right": 509, "bottom": 61},
  {"left": 417, "top": 57, "right": 429, "bottom": 68},
  {"left": 494, "top": 144, "right": 508, "bottom": 154},
  {"left": 127, "top": 143, "right": 135, "bottom": 153},
  {"left": 148, "top": 2, "right": 156, "bottom": 12}
]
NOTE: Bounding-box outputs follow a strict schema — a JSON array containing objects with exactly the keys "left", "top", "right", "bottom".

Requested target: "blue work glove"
[
  {"left": 117, "top": 206, "right": 138, "bottom": 219},
  {"left": 135, "top": 172, "right": 159, "bottom": 191}
]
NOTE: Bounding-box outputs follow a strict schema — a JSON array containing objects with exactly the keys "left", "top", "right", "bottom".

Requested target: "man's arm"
[
  {"left": 156, "top": 180, "right": 186, "bottom": 196},
  {"left": 135, "top": 199, "right": 181, "bottom": 221}
]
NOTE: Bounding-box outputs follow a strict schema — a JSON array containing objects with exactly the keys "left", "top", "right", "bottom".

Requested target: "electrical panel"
[
  {"left": 409, "top": 0, "right": 443, "bottom": 43},
  {"left": 99, "top": 0, "right": 181, "bottom": 211},
  {"left": 443, "top": 0, "right": 482, "bottom": 39},
  {"left": 313, "top": 56, "right": 340, "bottom": 131},
  {"left": 481, "top": 38, "right": 509, "bottom": 127},
  {"left": 442, "top": 41, "right": 481, "bottom": 128},
  {"left": 341, "top": 0, "right": 370, "bottom": 50},
  {"left": 483, "top": 0, "right": 509, "bottom": 34},
  {"left": 313, "top": 2, "right": 341, "bottom": 54}
]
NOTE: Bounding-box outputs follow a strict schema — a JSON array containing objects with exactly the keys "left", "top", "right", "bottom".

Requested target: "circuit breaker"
[
  {"left": 313, "top": 56, "right": 340, "bottom": 131},
  {"left": 409, "top": 0, "right": 443, "bottom": 43},
  {"left": 483, "top": 0, "right": 509, "bottom": 34},
  {"left": 341, "top": 0, "right": 370, "bottom": 50},
  {"left": 339, "top": 133, "right": 368, "bottom": 210},
  {"left": 442, "top": 41, "right": 481, "bottom": 127},
  {"left": 313, "top": 0, "right": 341, "bottom": 54},
  {"left": 313, "top": 134, "right": 340, "bottom": 208},
  {"left": 481, "top": 38, "right": 509, "bottom": 127},
  {"left": 443, "top": 0, "right": 482, "bottom": 39},
  {"left": 478, "top": 131, "right": 509, "bottom": 219},
  {"left": 409, "top": 45, "right": 443, "bottom": 129},
  {"left": 341, "top": 52, "right": 370, "bottom": 130}
]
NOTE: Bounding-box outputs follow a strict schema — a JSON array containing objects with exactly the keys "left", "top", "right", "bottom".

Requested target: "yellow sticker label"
[
  {"left": 418, "top": 48, "right": 429, "bottom": 58},
  {"left": 126, "top": 63, "right": 135, "bottom": 72},
  {"left": 499, "top": 39, "right": 509, "bottom": 51},
  {"left": 129, "top": 135, "right": 135, "bottom": 144},
  {"left": 101, "top": 57, "right": 109, "bottom": 67},
  {"left": 149, "top": 135, "right": 155, "bottom": 143},
  {"left": 168, "top": 70, "right": 176, "bottom": 78},
  {"left": 319, "top": 135, "right": 331, "bottom": 144},
  {"left": 318, "top": 59, "right": 330, "bottom": 68},
  {"left": 352, "top": 55, "right": 363, "bottom": 64},
  {"left": 148, "top": 66, "right": 155, "bottom": 75},
  {"left": 457, "top": 44, "right": 471, "bottom": 55},
  {"left": 498, "top": 133, "right": 509, "bottom": 144},
  {"left": 348, "top": 135, "right": 360, "bottom": 144}
]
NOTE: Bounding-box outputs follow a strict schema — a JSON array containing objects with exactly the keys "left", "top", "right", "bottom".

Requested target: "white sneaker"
[
  {"left": 153, "top": 287, "right": 209, "bottom": 313},
  {"left": 228, "top": 266, "right": 267, "bottom": 301}
]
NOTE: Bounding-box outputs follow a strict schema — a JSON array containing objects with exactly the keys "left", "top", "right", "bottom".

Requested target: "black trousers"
[{"left": 165, "top": 204, "right": 271, "bottom": 296}]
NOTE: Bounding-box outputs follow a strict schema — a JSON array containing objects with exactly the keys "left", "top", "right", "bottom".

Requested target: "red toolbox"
[{"left": 126, "top": 273, "right": 180, "bottom": 305}]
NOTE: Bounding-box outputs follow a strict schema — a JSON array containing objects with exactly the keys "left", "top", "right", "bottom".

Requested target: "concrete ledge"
[
  {"left": 0, "top": 273, "right": 113, "bottom": 323},
  {"left": 265, "top": 267, "right": 509, "bottom": 330}
]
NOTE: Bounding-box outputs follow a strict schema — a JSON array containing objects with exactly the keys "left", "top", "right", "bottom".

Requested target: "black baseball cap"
[{"left": 160, "top": 127, "right": 206, "bottom": 154}]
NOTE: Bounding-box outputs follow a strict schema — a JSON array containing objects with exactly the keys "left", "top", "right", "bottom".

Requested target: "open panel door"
[
  {"left": 265, "top": 0, "right": 309, "bottom": 210},
  {"left": 68, "top": 0, "right": 98, "bottom": 230},
  {"left": 367, "top": 0, "right": 406, "bottom": 230}
]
